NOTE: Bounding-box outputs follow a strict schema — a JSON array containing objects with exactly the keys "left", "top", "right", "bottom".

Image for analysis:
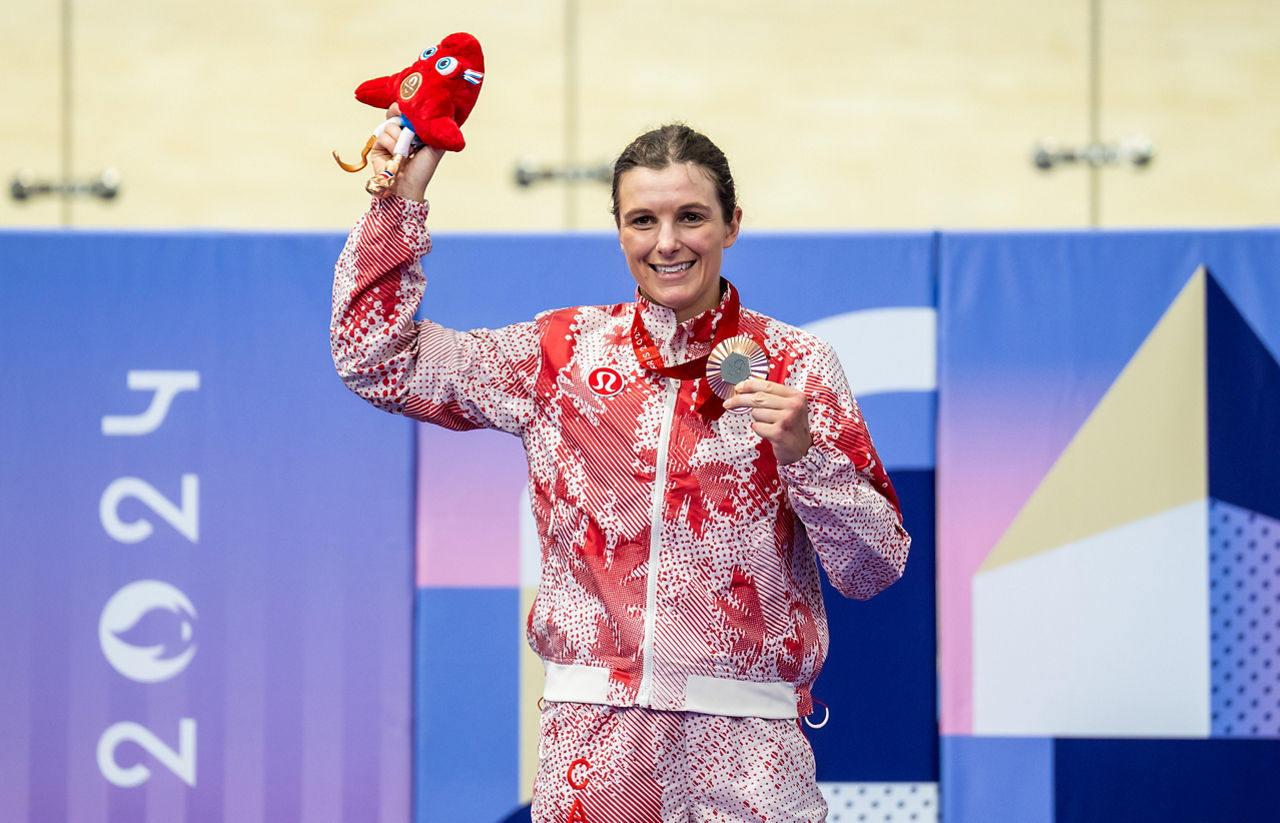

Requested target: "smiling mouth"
[{"left": 650, "top": 261, "right": 694, "bottom": 273}]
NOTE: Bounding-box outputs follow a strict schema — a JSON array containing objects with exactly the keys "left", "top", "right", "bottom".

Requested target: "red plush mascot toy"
[{"left": 334, "top": 32, "right": 485, "bottom": 197}]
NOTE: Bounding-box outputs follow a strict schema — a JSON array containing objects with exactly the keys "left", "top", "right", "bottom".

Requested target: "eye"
[
  {"left": 680, "top": 211, "right": 707, "bottom": 223},
  {"left": 435, "top": 56, "right": 459, "bottom": 75},
  {"left": 420, "top": 46, "right": 438, "bottom": 60}
]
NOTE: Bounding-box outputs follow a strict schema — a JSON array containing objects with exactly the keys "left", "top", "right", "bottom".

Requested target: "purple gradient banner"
[{"left": 0, "top": 231, "right": 414, "bottom": 823}]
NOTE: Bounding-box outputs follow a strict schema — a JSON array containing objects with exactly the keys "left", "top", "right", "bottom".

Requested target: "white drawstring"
[{"left": 537, "top": 700, "right": 557, "bottom": 760}]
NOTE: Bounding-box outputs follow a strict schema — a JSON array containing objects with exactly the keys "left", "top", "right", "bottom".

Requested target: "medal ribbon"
[{"left": 630, "top": 281, "right": 742, "bottom": 421}]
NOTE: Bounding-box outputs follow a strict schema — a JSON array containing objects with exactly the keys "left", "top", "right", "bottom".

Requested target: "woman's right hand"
[{"left": 370, "top": 104, "right": 445, "bottom": 202}]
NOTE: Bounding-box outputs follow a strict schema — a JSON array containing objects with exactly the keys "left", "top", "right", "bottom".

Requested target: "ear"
[{"left": 722, "top": 206, "right": 743, "bottom": 249}]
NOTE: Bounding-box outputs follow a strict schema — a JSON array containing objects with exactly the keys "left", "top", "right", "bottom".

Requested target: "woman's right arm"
[{"left": 330, "top": 125, "right": 540, "bottom": 435}]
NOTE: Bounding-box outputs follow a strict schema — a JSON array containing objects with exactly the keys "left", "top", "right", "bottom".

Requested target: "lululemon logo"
[{"left": 587, "top": 367, "right": 624, "bottom": 397}]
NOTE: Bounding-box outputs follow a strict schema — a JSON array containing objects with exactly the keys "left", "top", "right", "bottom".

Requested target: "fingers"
[
  {"left": 381, "top": 104, "right": 404, "bottom": 144},
  {"left": 743, "top": 406, "right": 786, "bottom": 424},
  {"left": 737, "top": 379, "right": 803, "bottom": 400},
  {"left": 722, "top": 382, "right": 807, "bottom": 427},
  {"left": 723, "top": 379, "right": 801, "bottom": 412},
  {"left": 373, "top": 106, "right": 405, "bottom": 157},
  {"left": 374, "top": 131, "right": 398, "bottom": 157},
  {"left": 721, "top": 379, "right": 812, "bottom": 462}
]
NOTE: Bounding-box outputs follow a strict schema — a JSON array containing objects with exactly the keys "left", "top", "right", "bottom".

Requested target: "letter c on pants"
[{"left": 567, "top": 758, "right": 591, "bottom": 790}]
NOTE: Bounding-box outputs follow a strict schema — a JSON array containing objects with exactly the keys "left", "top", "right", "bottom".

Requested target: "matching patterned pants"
[{"left": 532, "top": 702, "right": 827, "bottom": 823}]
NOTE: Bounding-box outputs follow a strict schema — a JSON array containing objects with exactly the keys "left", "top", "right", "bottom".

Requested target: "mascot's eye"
[
  {"left": 435, "top": 56, "right": 459, "bottom": 76},
  {"left": 420, "top": 46, "right": 438, "bottom": 60}
]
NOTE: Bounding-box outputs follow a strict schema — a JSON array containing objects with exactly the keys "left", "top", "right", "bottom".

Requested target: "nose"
[{"left": 656, "top": 219, "right": 681, "bottom": 256}]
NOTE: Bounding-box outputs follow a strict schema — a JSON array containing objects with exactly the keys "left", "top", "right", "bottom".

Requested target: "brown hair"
[{"left": 610, "top": 124, "right": 738, "bottom": 225}]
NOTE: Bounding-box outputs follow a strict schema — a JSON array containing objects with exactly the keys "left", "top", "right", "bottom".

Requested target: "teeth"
[{"left": 654, "top": 262, "right": 693, "bottom": 273}]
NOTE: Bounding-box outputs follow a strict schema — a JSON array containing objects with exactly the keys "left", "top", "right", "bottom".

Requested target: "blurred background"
[{"left": 4, "top": 0, "right": 1277, "bottom": 232}]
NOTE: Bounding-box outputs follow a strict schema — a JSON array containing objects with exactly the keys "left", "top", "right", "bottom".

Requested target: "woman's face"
[{"left": 616, "top": 163, "right": 742, "bottom": 323}]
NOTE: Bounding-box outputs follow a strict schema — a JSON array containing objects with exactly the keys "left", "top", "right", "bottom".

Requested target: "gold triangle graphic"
[{"left": 980, "top": 266, "right": 1209, "bottom": 572}]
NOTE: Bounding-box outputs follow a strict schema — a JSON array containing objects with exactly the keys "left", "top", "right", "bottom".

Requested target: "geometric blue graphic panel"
[
  {"left": 814, "top": 469, "right": 938, "bottom": 782},
  {"left": 941, "top": 736, "right": 1054, "bottom": 823},
  {"left": 1054, "top": 738, "right": 1280, "bottom": 822},
  {"left": 1210, "top": 499, "right": 1280, "bottom": 739},
  {"left": 416, "top": 588, "right": 522, "bottom": 823},
  {"left": 1206, "top": 271, "right": 1280, "bottom": 521}
]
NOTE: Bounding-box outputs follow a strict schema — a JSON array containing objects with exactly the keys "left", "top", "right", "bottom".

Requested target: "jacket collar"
[{"left": 634, "top": 280, "right": 733, "bottom": 359}]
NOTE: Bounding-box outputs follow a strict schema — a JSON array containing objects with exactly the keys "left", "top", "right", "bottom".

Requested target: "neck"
[{"left": 639, "top": 280, "right": 728, "bottom": 324}]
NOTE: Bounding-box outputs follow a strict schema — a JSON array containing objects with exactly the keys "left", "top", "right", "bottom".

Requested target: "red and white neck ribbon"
[{"left": 630, "top": 282, "right": 768, "bottom": 421}]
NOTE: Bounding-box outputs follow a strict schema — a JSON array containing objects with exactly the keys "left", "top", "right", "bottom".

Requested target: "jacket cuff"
[
  {"left": 365, "top": 195, "right": 432, "bottom": 259},
  {"left": 777, "top": 439, "right": 833, "bottom": 485}
]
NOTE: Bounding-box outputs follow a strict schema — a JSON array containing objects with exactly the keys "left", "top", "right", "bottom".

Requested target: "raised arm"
[{"left": 330, "top": 117, "right": 540, "bottom": 434}]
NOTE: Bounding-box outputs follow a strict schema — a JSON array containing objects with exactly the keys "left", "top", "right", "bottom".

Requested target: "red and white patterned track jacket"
[{"left": 332, "top": 197, "right": 911, "bottom": 719}]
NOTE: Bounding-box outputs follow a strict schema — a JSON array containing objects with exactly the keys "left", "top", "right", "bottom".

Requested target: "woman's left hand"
[{"left": 723, "top": 379, "right": 813, "bottom": 465}]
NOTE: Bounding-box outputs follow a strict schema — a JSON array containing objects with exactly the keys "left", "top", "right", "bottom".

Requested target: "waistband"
[{"left": 542, "top": 662, "right": 800, "bottom": 720}]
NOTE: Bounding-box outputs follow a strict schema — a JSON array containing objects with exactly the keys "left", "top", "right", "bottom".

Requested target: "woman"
[{"left": 331, "top": 114, "right": 910, "bottom": 823}]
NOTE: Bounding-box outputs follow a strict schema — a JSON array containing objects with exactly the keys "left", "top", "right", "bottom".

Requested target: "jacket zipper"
[{"left": 635, "top": 379, "right": 679, "bottom": 707}]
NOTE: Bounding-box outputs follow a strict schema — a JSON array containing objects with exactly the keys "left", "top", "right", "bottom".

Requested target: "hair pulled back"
[{"left": 610, "top": 124, "right": 738, "bottom": 225}]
